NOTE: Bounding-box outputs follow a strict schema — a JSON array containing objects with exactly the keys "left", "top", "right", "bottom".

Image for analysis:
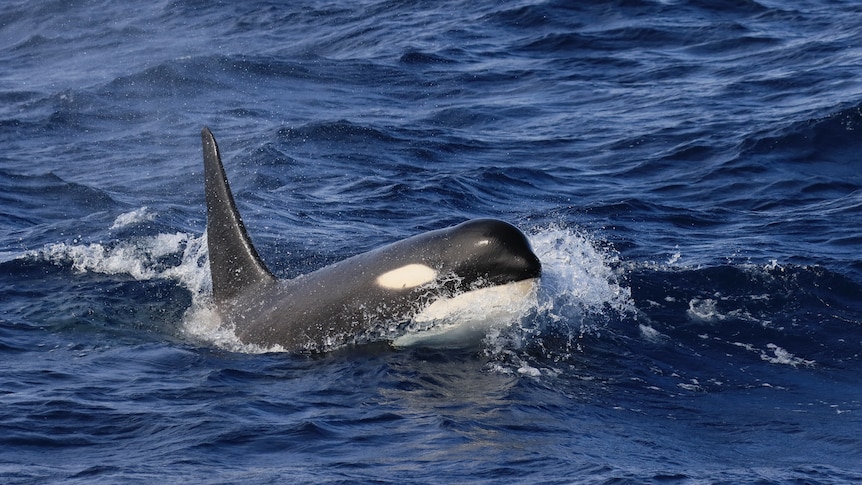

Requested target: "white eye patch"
[{"left": 376, "top": 264, "right": 438, "bottom": 290}]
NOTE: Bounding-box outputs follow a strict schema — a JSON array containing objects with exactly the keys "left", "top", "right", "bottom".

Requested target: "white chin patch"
[
  {"left": 392, "top": 278, "right": 538, "bottom": 349},
  {"left": 376, "top": 264, "right": 438, "bottom": 290}
]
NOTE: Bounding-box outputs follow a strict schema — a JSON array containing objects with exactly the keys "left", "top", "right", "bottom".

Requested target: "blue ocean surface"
[{"left": 2, "top": 0, "right": 861, "bottom": 483}]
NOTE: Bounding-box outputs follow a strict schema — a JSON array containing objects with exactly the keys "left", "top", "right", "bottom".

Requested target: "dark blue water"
[{"left": 2, "top": 1, "right": 861, "bottom": 483}]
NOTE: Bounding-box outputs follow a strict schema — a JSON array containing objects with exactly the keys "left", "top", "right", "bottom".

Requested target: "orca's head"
[
  {"left": 437, "top": 219, "right": 541, "bottom": 289},
  {"left": 388, "top": 219, "right": 542, "bottom": 349}
]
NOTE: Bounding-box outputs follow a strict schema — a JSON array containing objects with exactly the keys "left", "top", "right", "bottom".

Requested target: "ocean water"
[{"left": 2, "top": 0, "right": 861, "bottom": 483}]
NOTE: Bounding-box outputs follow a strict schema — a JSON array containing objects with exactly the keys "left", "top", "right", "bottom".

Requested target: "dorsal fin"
[{"left": 201, "top": 127, "right": 275, "bottom": 302}]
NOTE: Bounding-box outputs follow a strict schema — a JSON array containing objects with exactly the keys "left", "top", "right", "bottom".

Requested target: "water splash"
[
  {"left": 530, "top": 225, "right": 634, "bottom": 320},
  {"left": 32, "top": 230, "right": 208, "bottom": 292},
  {"left": 486, "top": 225, "right": 635, "bottom": 372},
  {"left": 110, "top": 207, "right": 155, "bottom": 230}
]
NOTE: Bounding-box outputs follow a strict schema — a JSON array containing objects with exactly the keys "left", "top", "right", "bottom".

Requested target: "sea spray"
[{"left": 486, "top": 225, "right": 635, "bottom": 373}]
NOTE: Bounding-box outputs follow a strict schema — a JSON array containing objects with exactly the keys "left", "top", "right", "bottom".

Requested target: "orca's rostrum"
[{"left": 201, "top": 127, "right": 541, "bottom": 352}]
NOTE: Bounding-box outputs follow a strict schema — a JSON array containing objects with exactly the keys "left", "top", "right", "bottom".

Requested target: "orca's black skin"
[{"left": 202, "top": 127, "right": 541, "bottom": 352}]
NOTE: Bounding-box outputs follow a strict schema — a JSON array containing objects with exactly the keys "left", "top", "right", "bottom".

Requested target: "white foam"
[
  {"left": 687, "top": 298, "right": 723, "bottom": 322},
  {"left": 33, "top": 232, "right": 205, "bottom": 284},
  {"left": 111, "top": 206, "right": 156, "bottom": 231},
  {"left": 687, "top": 296, "right": 768, "bottom": 326},
  {"left": 762, "top": 343, "right": 815, "bottom": 367},
  {"left": 110, "top": 207, "right": 155, "bottom": 230},
  {"left": 639, "top": 323, "right": 665, "bottom": 342},
  {"left": 181, "top": 302, "right": 281, "bottom": 354},
  {"left": 731, "top": 341, "right": 815, "bottom": 368}
]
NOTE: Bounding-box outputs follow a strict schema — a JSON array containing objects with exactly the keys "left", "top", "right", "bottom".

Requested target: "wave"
[
  {"left": 738, "top": 101, "right": 862, "bottom": 166},
  {"left": 277, "top": 119, "right": 400, "bottom": 145},
  {"left": 0, "top": 169, "right": 117, "bottom": 229}
]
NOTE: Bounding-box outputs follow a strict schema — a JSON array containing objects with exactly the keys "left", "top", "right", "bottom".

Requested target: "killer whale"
[{"left": 201, "top": 127, "right": 541, "bottom": 352}]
